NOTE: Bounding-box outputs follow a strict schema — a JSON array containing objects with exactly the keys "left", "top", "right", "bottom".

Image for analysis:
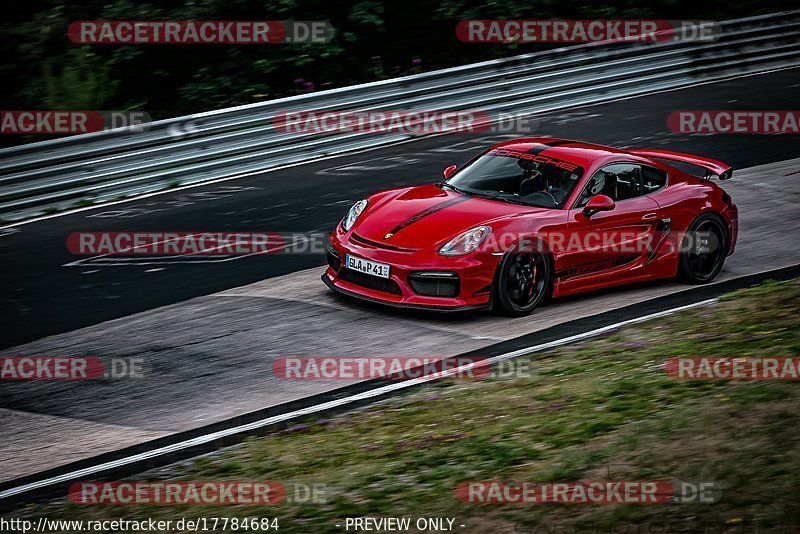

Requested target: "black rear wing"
[{"left": 629, "top": 149, "right": 733, "bottom": 180}]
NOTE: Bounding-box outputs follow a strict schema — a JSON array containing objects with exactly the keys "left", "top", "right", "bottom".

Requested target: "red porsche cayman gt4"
[{"left": 322, "top": 138, "right": 738, "bottom": 316}]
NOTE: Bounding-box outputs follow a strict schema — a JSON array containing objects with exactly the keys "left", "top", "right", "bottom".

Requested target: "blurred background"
[{"left": 2, "top": 0, "right": 796, "bottom": 146}]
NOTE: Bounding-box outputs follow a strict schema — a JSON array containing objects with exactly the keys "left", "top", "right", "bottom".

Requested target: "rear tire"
[
  {"left": 677, "top": 213, "right": 728, "bottom": 284},
  {"left": 493, "top": 249, "right": 552, "bottom": 316}
]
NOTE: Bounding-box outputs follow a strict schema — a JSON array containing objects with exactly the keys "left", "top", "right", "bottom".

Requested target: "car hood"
[{"left": 353, "top": 184, "right": 550, "bottom": 249}]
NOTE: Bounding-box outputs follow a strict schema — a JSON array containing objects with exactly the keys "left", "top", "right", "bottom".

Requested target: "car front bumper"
[{"left": 322, "top": 229, "right": 497, "bottom": 311}]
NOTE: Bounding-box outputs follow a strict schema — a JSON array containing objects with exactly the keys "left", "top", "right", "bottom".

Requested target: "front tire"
[
  {"left": 493, "top": 249, "right": 552, "bottom": 316},
  {"left": 678, "top": 213, "right": 728, "bottom": 284}
]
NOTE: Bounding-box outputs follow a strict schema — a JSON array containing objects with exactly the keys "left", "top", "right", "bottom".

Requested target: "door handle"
[{"left": 641, "top": 213, "right": 658, "bottom": 222}]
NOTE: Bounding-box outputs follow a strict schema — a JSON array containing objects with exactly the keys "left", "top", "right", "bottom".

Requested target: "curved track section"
[{"left": 1, "top": 69, "right": 799, "bottom": 489}]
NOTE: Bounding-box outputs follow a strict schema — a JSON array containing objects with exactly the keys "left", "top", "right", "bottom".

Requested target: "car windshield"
[{"left": 445, "top": 149, "right": 585, "bottom": 208}]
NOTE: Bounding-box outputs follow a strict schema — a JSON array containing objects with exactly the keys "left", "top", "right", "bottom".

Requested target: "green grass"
[{"left": 9, "top": 279, "right": 800, "bottom": 533}]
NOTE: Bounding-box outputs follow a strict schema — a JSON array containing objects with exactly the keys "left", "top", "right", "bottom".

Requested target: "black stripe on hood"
[{"left": 383, "top": 196, "right": 471, "bottom": 239}]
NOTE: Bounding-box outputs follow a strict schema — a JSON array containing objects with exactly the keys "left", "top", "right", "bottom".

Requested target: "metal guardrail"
[{"left": 1, "top": 11, "right": 799, "bottom": 221}]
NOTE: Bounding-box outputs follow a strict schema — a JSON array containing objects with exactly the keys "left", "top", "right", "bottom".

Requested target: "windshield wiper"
[
  {"left": 471, "top": 191, "right": 527, "bottom": 205},
  {"left": 475, "top": 191, "right": 558, "bottom": 208},
  {"left": 441, "top": 183, "right": 470, "bottom": 195},
  {"left": 443, "top": 185, "right": 547, "bottom": 207}
]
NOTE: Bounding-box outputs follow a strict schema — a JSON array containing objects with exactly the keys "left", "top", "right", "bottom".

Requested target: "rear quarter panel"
[
  {"left": 649, "top": 170, "right": 736, "bottom": 255},
  {"left": 650, "top": 174, "right": 718, "bottom": 232}
]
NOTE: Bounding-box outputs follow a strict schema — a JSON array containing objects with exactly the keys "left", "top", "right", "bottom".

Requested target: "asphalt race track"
[
  {"left": 1, "top": 68, "right": 799, "bottom": 482},
  {"left": 2, "top": 69, "right": 800, "bottom": 348}
]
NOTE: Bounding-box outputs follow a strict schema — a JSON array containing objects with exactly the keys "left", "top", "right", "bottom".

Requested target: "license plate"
[{"left": 345, "top": 254, "right": 391, "bottom": 279}]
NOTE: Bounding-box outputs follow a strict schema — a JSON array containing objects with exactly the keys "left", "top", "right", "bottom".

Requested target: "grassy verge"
[{"left": 12, "top": 280, "right": 800, "bottom": 533}]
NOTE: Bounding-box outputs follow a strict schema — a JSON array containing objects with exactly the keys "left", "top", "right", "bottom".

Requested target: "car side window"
[
  {"left": 575, "top": 164, "right": 643, "bottom": 207},
  {"left": 642, "top": 165, "right": 668, "bottom": 194}
]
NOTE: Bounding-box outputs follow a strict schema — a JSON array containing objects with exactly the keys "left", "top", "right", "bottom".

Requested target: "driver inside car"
[{"left": 518, "top": 162, "right": 568, "bottom": 206}]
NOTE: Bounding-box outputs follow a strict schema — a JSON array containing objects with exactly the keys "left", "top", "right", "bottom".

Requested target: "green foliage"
[
  {"left": 41, "top": 49, "right": 118, "bottom": 109},
  {"left": 2, "top": 0, "right": 796, "bottom": 130},
  {"left": 19, "top": 278, "right": 800, "bottom": 531}
]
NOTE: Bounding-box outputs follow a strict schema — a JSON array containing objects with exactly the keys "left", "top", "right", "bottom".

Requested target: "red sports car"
[{"left": 322, "top": 138, "right": 738, "bottom": 316}]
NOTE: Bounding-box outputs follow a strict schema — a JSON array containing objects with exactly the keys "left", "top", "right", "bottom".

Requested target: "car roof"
[{"left": 488, "top": 137, "right": 642, "bottom": 170}]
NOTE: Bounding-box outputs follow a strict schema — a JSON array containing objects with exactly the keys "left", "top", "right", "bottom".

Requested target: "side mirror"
[
  {"left": 442, "top": 164, "right": 457, "bottom": 180},
  {"left": 582, "top": 194, "right": 615, "bottom": 217}
]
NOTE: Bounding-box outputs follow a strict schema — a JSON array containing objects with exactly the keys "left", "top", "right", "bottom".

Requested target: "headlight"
[
  {"left": 342, "top": 199, "right": 369, "bottom": 231},
  {"left": 438, "top": 226, "right": 492, "bottom": 256}
]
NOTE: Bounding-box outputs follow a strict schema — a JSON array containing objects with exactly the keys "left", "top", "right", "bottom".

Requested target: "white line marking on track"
[{"left": 0, "top": 296, "right": 717, "bottom": 501}]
